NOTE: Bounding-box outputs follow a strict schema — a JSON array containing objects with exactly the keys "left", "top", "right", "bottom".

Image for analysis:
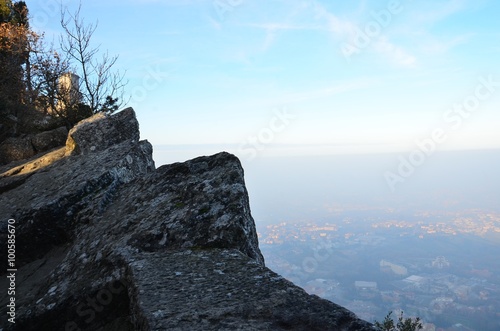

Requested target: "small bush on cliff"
[{"left": 374, "top": 311, "right": 423, "bottom": 331}]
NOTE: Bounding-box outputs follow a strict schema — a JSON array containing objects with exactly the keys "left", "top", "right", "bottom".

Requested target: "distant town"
[{"left": 258, "top": 209, "right": 500, "bottom": 331}]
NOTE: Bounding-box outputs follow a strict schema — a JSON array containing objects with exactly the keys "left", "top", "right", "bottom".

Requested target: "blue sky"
[{"left": 25, "top": 0, "right": 500, "bottom": 162}]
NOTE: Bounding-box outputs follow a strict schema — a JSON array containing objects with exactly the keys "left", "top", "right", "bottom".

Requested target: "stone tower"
[{"left": 57, "top": 72, "right": 81, "bottom": 111}]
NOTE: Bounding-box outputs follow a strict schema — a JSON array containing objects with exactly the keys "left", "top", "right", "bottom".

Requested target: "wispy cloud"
[
  {"left": 125, "top": 0, "right": 202, "bottom": 4},
  {"left": 372, "top": 37, "right": 417, "bottom": 68},
  {"left": 310, "top": 0, "right": 476, "bottom": 66},
  {"left": 309, "top": 2, "right": 356, "bottom": 37},
  {"left": 206, "top": 15, "right": 222, "bottom": 30},
  {"left": 309, "top": 1, "right": 417, "bottom": 66},
  {"left": 246, "top": 22, "right": 322, "bottom": 31},
  {"left": 281, "top": 78, "right": 377, "bottom": 104},
  {"left": 244, "top": 20, "right": 324, "bottom": 52},
  {"left": 420, "top": 33, "right": 474, "bottom": 54},
  {"left": 412, "top": 0, "right": 469, "bottom": 26},
  {"left": 257, "top": 22, "right": 322, "bottom": 51}
]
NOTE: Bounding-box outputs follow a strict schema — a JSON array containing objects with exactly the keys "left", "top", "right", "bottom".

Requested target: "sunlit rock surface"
[
  {"left": 0, "top": 108, "right": 374, "bottom": 330},
  {"left": 65, "top": 107, "right": 140, "bottom": 156}
]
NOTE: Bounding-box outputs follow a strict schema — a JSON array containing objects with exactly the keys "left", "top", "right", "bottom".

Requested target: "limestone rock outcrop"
[
  {"left": 0, "top": 126, "right": 68, "bottom": 165},
  {"left": 0, "top": 136, "right": 36, "bottom": 164},
  {"left": 0, "top": 108, "right": 374, "bottom": 330},
  {"left": 31, "top": 126, "right": 68, "bottom": 153},
  {"left": 65, "top": 107, "right": 140, "bottom": 156}
]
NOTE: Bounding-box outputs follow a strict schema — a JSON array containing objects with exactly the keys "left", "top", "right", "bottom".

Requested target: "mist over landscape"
[
  {"left": 246, "top": 148, "right": 500, "bottom": 330},
  {"left": 246, "top": 149, "right": 500, "bottom": 220},
  {"left": 156, "top": 147, "right": 500, "bottom": 330},
  {"left": 155, "top": 147, "right": 500, "bottom": 222}
]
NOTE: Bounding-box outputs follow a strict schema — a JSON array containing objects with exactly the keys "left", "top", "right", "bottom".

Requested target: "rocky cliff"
[{"left": 0, "top": 108, "right": 374, "bottom": 330}]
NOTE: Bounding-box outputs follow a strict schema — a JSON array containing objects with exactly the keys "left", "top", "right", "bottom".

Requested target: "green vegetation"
[{"left": 374, "top": 311, "right": 423, "bottom": 331}]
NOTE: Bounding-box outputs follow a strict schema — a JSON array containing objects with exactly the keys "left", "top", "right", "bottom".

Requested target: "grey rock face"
[
  {"left": 31, "top": 126, "right": 68, "bottom": 153},
  {"left": 112, "top": 152, "right": 264, "bottom": 265},
  {"left": 0, "top": 136, "right": 36, "bottom": 164},
  {"left": 65, "top": 107, "right": 139, "bottom": 156},
  {"left": 0, "top": 126, "right": 68, "bottom": 165},
  {"left": 125, "top": 249, "right": 374, "bottom": 331},
  {"left": 0, "top": 108, "right": 374, "bottom": 331},
  {"left": 0, "top": 140, "right": 155, "bottom": 266}
]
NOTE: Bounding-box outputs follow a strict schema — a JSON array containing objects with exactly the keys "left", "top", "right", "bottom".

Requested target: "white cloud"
[
  {"left": 411, "top": 0, "right": 468, "bottom": 26},
  {"left": 244, "top": 21, "right": 323, "bottom": 51},
  {"left": 420, "top": 33, "right": 474, "bottom": 54},
  {"left": 280, "top": 78, "right": 377, "bottom": 104},
  {"left": 309, "top": 1, "right": 417, "bottom": 66},
  {"left": 206, "top": 15, "right": 222, "bottom": 31},
  {"left": 309, "top": 2, "right": 355, "bottom": 37}
]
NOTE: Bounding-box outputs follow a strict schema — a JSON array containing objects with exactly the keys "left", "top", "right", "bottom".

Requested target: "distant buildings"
[
  {"left": 354, "top": 281, "right": 378, "bottom": 299},
  {"left": 354, "top": 281, "right": 377, "bottom": 290},
  {"left": 380, "top": 260, "right": 408, "bottom": 276},
  {"left": 304, "top": 278, "right": 340, "bottom": 297},
  {"left": 432, "top": 256, "right": 450, "bottom": 269},
  {"left": 258, "top": 212, "right": 500, "bottom": 330}
]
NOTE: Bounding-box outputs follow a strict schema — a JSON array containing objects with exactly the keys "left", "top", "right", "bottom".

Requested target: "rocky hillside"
[{"left": 0, "top": 108, "right": 374, "bottom": 330}]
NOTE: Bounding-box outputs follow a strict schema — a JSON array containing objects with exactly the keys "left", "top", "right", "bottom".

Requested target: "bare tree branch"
[{"left": 59, "top": 2, "right": 126, "bottom": 114}]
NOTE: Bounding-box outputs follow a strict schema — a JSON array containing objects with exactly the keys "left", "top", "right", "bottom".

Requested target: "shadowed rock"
[
  {"left": 31, "top": 126, "right": 68, "bottom": 153},
  {"left": 0, "top": 127, "right": 68, "bottom": 165},
  {"left": 0, "top": 136, "right": 36, "bottom": 164}
]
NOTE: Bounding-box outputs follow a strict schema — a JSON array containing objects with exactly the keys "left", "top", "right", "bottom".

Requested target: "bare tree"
[
  {"left": 30, "top": 39, "right": 71, "bottom": 114},
  {"left": 59, "top": 3, "right": 126, "bottom": 115}
]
